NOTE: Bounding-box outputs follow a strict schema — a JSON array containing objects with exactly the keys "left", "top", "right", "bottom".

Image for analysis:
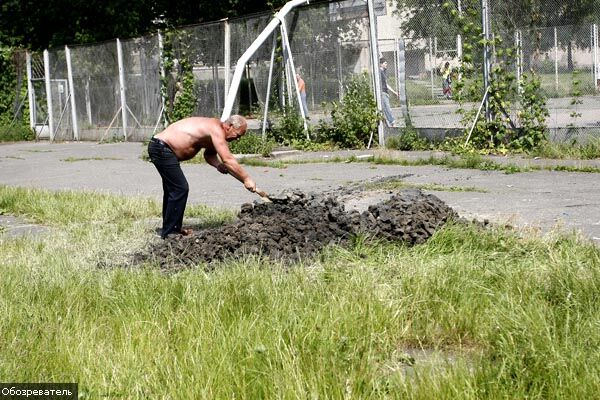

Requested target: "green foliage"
[
  {"left": 567, "top": 68, "right": 583, "bottom": 131},
  {"left": 269, "top": 106, "right": 308, "bottom": 146},
  {"left": 385, "top": 125, "right": 429, "bottom": 151},
  {"left": 0, "top": 47, "right": 19, "bottom": 126},
  {"left": 315, "top": 73, "right": 380, "bottom": 148},
  {"left": 0, "top": 47, "right": 31, "bottom": 141},
  {"left": 448, "top": 3, "right": 549, "bottom": 153},
  {"left": 161, "top": 30, "right": 198, "bottom": 124},
  {"left": 0, "top": 125, "right": 35, "bottom": 142},
  {"left": 228, "top": 133, "right": 276, "bottom": 156},
  {"left": 268, "top": 74, "right": 379, "bottom": 150},
  {"left": 532, "top": 136, "right": 600, "bottom": 160},
  {"left": 514, "top": 72, "right": 549, "bottom": 151}
]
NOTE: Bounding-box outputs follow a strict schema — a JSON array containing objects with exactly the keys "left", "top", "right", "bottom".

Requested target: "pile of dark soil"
[{"left": 136, "top": 188, "right": 457, "bottom": 271}]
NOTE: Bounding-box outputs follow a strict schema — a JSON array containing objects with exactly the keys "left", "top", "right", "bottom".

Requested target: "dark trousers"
[{"left": 147, "top": 138, "right": 189, "bottom": 238}]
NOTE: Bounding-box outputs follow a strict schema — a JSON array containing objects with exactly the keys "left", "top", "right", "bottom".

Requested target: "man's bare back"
[
  {"left": 148, "top": 115, "right": 256, "bottom": 238},
  {"left": 154, "top": 117, "right": 221, "bottom": 161},
  {"left": 152, "top": 115, "right": 255, "bottom": 192}
]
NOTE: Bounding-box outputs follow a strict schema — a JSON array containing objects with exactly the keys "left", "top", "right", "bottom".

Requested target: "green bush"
[
  {"left": 385, "top": 126, "right": 428, "bottom": 151},
  {"left": 269, "top": 106, "right": 308, "bottom": 146},
  {"left": 229, "top": 132, "right": 275, "bottom": 156},
  {"left": 315, "top": 73, "right": 380, "bottom": 148},
  {"left": 0, "top": 125, "right": 35, "bottom": 142}
]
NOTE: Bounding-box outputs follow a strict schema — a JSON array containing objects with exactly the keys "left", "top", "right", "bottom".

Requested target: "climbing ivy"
[
  {"left": 161, "top": 30, "right": 198, "bottom": 124},
  {"left": 0, "top": 47, "right": 17, "bottom": 125},
  {"left": 444, "top": 1, "right": 549, "bottom": 153}
]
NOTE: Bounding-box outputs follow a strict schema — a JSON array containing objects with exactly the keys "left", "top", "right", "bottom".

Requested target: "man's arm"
[
  {"left": 203, "top": 149, "right": 228, "bottom": 174},
  {"left": 211, "top": 134, "right": 256, "bottom": 192}
]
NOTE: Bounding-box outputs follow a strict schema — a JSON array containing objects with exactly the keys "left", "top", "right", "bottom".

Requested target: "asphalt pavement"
[{"left": 1, "top": 141, "right": 599, "bottom": 245}]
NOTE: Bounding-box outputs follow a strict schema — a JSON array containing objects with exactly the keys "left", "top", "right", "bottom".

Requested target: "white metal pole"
[
  {"left": 367, "top": 0, "right": 384, "bottom": 147},
  {"left": 221, "top": 0, "right": 310, "bottom": 122},
  {"left": 224, "top": 19, "right": 231, "bottom": 103},
  {"left": 280, "top": 20, "right": 308, "bottom": 134},
  {"left": 85, "top": 79, "right": 92, "bottom": 126},
  {"left": 394, "top": 39, "right": 400, "bottom": 99},
  {"left": 481, "top": 0, "right": 491, "bottom": 122},
  {"left": 593, "top": 24, "right": 599, "bottom": 92},
  {"left": 43, "top": 50, "right": 54, "bottom": 141},
  {"left": 116, "top": 38, "right": 128, "bottom": 140},
  {"left": 26, "top": 52, "right": 36, "bottom": 131},
  {"left": 281, "top": 26, "right": 293, "bottom": 108},
  {"left": 65, "top": 46, "right": 79, "bottom": 140},
  {"left": 457, "top": 0, "right": 463, "bottom": 59},
  {"left": 396, "top": 39, "right": 409, "bottom": 120},
  {"left": 337, "top": 38, "right": 344, "bottom": 100},
  {"left": 429, "top": 37, "right": 435, "bottom": 99},
  {"left": 554, "top": 27, "right": 559, "bottom": 92},
  {"left": 262, "top": 33, "right": 278, "bottom": 139},
  {"left": 515, "top": 30, "right": 521, "bottom": 84}
]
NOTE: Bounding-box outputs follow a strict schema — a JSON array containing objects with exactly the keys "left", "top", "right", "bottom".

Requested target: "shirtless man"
[{"left": 148, "top": 115, "right": 256, "bottom": 238}]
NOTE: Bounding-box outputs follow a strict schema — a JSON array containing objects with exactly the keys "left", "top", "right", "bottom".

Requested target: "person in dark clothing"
[{"left": 147, "top": 115, "right": 256, "bottom": 238}]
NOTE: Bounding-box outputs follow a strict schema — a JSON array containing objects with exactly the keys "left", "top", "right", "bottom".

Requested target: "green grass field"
[{"left": 1, "top": 185, "right": 599, "bottom": 399}]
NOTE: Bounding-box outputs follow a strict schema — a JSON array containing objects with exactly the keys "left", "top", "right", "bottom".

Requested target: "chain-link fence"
[
  {"left": 380, "top": 0, "right": 600, "bottom": 140},
  {"left": 12, "top": 0, "right": 600, "bottom": 142},
  {"left": 19, "top": 0, "right": 376, "bottom": 141}
]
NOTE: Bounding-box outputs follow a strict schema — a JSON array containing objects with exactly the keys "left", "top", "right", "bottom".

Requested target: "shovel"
[{"left": 255, "top": 188, "right": 272, "bottom": 203}]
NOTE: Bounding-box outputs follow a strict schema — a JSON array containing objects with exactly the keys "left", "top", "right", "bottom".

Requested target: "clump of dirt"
[{"left": 135, "top": 187, "right": 457, "bottom": 271}]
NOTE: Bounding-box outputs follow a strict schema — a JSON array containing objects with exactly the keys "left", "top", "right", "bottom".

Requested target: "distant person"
[
  {"left": 441, "top": 62, "right": 452, "bottom": 99},
  {"left": 296, "top": 73, "right": 309, "bottom": 117},
  {"left": 379, "top": 58, "right": 396, "bottom": 127},
  {"left": 148, "top": 115, "right": 257, "bottom": 239}
]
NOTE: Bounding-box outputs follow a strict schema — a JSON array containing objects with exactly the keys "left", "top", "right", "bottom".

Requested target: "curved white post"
[{"left": 220, "top": 0, "right": 309, "bottom": 122}]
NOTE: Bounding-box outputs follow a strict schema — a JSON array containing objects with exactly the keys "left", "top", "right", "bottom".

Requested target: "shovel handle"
[{"left": 255, "top": 188, "right": 271, "bottom": 202}]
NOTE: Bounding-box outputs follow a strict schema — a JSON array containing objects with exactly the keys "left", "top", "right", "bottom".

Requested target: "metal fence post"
[
  {"left": 481, "top": 0, "right": 491, "bottom": 122},
  {"left": 26, "top": 52, "right": 35, "bottom": 132},
  {"left": 337, "top": 38, "right": 344, "bottom": 101},
  {"left": 65, "top": 46, "right": 79, "bottom": 140},
  {"left": 457, "top": 0, "right": 463, "bottom": 59},
  {"left": 157, "top": 30, "right": 167, "bottom": 126},
  {"left": 593, "top": 23, "right": 599, "bottom": 92},
  {"left": 43, "top": 50, "right": 54, "bottom": 141},
  {"left": 429, "top": 37, "right": 435, "bottom": 100},
  {"left": 515, "top": 30, "right": 522, "bottom": 85},
  {"left": 116, "top": 38, "right": 128, "bottom": 140},
  {"left": 554, "top": 27, "right": 559, "bottom": 93},
  {"left": 366, "top": 0, "right": 384, "bottom": 147},
  {"left": 224, "top": 19, "right": 231, "bottom": 105},
  {"left": 396, "top": 39, "right": 409, "bottom": 121}
]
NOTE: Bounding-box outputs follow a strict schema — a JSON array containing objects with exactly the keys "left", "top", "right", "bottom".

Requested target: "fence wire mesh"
[{"left": 13, "top": 0, "right": 600, "bottom": 142}]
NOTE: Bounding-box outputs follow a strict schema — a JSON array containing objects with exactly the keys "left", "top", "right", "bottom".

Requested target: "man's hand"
[
  {"left": 244, "top": 178, "right": 256, "bottom": 192},
  {"left": 217, "top": 163, "right": 229, "bottom": 174}
]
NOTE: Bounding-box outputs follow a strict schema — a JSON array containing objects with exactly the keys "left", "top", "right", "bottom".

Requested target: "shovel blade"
[{"left": 255, "top": 188, "right": 272, "bottom": 202}]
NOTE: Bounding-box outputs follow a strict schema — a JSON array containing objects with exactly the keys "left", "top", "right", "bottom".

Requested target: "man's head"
[
  {"left": 223, "top": 115, "right": 248, "bottom": 142},
  {"left": 445, "top": 61, "right": 450, "bottom": 68},
  {"left": 379, "top": 58, "right": 388, "bottom": 70}
]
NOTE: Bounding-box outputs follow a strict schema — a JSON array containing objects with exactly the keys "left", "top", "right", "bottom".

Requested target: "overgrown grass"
[
  {"left": 1, "top": 186, "right": 600, "bottom": 398},
  {"left": 532, "top": 137, "right": 600, "bottom": 160},
  {"left": 0, "top": 124, "right": 35, "bottom": 142}
]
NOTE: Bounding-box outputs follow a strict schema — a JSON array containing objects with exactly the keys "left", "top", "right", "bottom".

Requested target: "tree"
[{"left": 0, "top": 0, "right": 290, "bottom": 51}]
